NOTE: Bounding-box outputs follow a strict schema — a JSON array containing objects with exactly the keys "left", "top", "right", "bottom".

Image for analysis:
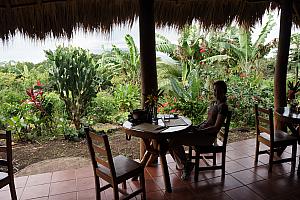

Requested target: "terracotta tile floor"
[{"left": 2, "top": 138, "right": 300, "bottom": 200}]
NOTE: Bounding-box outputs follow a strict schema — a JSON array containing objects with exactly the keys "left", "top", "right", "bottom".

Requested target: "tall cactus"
[{"left": 46, "top": 46, "right": 98, "bottom": 130}]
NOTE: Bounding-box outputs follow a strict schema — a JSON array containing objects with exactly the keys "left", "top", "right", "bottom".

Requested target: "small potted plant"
[
  {"left": 287, "top": 80, "right": 300, "bottom": 108},
  {"left": 144, "top": 89, "right": 164, "bottom": 123}
]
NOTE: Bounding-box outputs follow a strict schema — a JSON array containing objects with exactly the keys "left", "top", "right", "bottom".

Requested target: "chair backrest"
[
  {"left": 0, "top": 130, "right": 13, "bottom": 167},
  {"left": 218, "top": 110, "right": 232, "bottom": 147},
  {"left": 254, "top": 104, "right": 274, "bottom": 142},
  {"left": 84, "top": 127, "right": 117, "bottom": 181}
]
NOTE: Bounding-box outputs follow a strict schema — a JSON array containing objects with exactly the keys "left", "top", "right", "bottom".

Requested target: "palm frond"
[{"left": 156, "top": 34, "right": 177, "bottom": 57}]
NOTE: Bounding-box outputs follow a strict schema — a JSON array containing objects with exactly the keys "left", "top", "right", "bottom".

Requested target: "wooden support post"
[
  {"left": 274, "top": 0, "right": 293, "bottom": 129},
  {"left": 139, "top": 0, "right": 157, "bottom": 159}
]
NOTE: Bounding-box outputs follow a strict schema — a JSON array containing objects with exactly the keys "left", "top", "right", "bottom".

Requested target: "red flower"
[
  {"left": 199, "top": 48, "right": 206, "bottom": 53},
  {"left": 162, "top": 102, "right": 169, "bottom": 107},
  {"left": 36, "top": 80, "right": 43, "bottom": 86},
  {"left": 24, "top": 81, "right": 45, "bottom": 113}
]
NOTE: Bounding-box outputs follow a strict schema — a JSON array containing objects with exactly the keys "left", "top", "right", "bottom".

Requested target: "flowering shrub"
[
  {"left": 144, "top": 89, "right": 164, "bottom": 120},
  {"left": 24, "top": 80, "right": 46, "bottom": 115},
  {"left": 158, "top": 98, "right": 177, "bottom": 114}
]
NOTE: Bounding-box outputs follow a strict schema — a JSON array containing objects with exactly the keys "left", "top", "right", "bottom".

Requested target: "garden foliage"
[{"left": 0, "top": 17, "right": 296, "bottom": 142}]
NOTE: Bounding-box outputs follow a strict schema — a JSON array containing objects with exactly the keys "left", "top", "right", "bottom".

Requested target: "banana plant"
[
  {"left": 211, "top": 14, "right": 277, "bottom": 74},
  {"left": 169, "top": 69, "right": 207, "bottom": 123},
  {"left": 103, "top": 34, "right": 140, "bottom": 85},
  {"left": 46, "top": 46, "right": 98, "bottom": 131}
]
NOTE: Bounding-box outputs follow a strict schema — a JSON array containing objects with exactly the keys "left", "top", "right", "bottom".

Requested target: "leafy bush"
[
  {"left": 113, "top": 84, "right": 140, "bottom": 112},
  {"left": 86, "top": 91, "right": 117, "bottom": 123},
  {"left": 46, "top": 46, "right": 99, "bottom": 131},
  {"left": 174, "top": 100, "right": 207, "bottom": 124},
  {"left": 226, "top": 75, "right": 274, "bottom": 127}
]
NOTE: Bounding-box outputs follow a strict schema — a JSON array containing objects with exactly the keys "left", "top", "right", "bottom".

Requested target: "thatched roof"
[{"left": 0, "top": 0, "right": 296, "bottom": 40}]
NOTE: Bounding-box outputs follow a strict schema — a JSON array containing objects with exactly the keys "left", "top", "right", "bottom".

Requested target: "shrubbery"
[{"left": 2, "top": 26, "right": 298, "bottom": 142}]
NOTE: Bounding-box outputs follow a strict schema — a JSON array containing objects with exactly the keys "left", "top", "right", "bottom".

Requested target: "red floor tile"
[
  {"left": 146, "top": 165, "right": 164, "bottom": 177},
  {"left": 28, "top": 197, "right": 48, "bottom": 200},
  {"left": 193, "top": 169, "right": 224, "bottom": 182},
  {"left": 15, "top": 176, "right": 29, "bottom": 189},
  {"left": 225, "top": 186, "right": 264, "bottom": 200},
  {"left": 144, "top": 169, "right": 153, "bottom": 180},
  {"left": 247, "top": 179, "right": 283, "bottom": 199},
  {"left": 235, "top": 156, "right": 263, "bottom": 169},
  {"left": 128, "top": 178, "right": 160, "bottom": 193},
  {"left": 21, "top": 184, "right": 50, "bottom": 200},
  {"left": 189, "top": 180, "right": 223, "bottom": 196},
  {"left": 154, "top": 173, "right": 186, "bottom": 190},
  {"left": 230, "top": 169, "right": 264, "bottom": 185},
  {"left": 104, "top": 187, "right": 136, "bottom": 200},
  {"left": 226, "top": 150, "right": 249, "bottom": 160},
  {"left": 49, "top": 180, "right": 76, "bottom": 196},
  {"left": 10, "top": 139, "right": 300, "bottom": 200},
  {"left": 52, "top": 169, "right": 76, "bottom": 182},
  {"left": 77, "top": 188, "right": 106, "bottom": 200},
  {"left": 202, "top": 192, "right": 232, "bottom": 200},
  {"left": 26, "top": 173, "right": 52, "bottom": 186},
  {"left": 76, "top": 177, "right": 95, "bottom": 191},
  {"left": 225, "top": 160, "right": 247, "bottom": 173},
  {"left": 75, "top": 166, "right": 93, "bottom": 179},
  {"left": 163, "top": 185, "right": 197, "bottom": 200},
  {"left": 0, "top": 187, "right": 24, "bottom": 200},
  {"left": 145, "top": 190, "right": 166, "bottom": 200},
  {"left": 189, "top": 175, "right": 241, "bottom": 196},
  {"left": 48, "top": 192, "right": 77, "bottom": 200}
]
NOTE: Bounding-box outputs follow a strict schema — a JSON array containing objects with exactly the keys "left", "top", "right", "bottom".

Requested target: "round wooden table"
[{"left": 123, "top": 116, "right": 192, "bottom": 193}]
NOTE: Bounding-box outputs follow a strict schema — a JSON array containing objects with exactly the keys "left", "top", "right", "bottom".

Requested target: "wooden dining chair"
[
  {"left": 0, "top": 130, "right": 17, "bottom": 200},
  {"left": 188, "top": 111, "right": 232, "bottom": 181},
  {"left": 84, "top": 127, "right": 146, "bottom": 200},
  {"left": 254, "top": 104, "right": 298, "bottom": 172}
]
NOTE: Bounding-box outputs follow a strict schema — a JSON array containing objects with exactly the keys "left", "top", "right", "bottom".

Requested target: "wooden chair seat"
[
  {"left": 96, "top": 155, "right": 143, "bottom": 182},
  {"left": 254, "top": 104, "right": 297, "bottom": 172},
  {"left": 259, "top": 131, "right": 297, "bottom": 143},
  {"left": 188, "top": 111, "right": 232, "bottom": 181},
  {"left": 85, "top": 127, "right": 146, "bottom": 200},
  {"left": 192, "top": 139, "right": 224, "bottom": 152}
]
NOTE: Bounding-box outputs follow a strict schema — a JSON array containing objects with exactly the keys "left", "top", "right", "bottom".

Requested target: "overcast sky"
[{"left": 0, "top": 11, "right": 298, "bottom": 64}]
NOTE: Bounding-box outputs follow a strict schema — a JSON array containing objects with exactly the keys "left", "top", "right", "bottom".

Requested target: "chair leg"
[
  {"left": 213, "top": 152, "right": 216, "bottom": 166},
  {"left": 194, "top": 150, "right": 200, "bottom": 182},
  {"left": 122, "top": 181, "right": 127, "bottom": 189},
  {"left": 113, "top": 183, "right": 119, "bottom": 200},
  {"left": 9, "top": 182, "right": 17, "bottom": 200},
  {"left": 221, "top": 152, "right": 226, "bottom": 180},
  {"left": 254, "top": 139, "right": 260, "bottom": 164},
  {"left": 95, "top": 176, "right": 101, "bottom": 200},
  {"left": 188, "top": 146, "right": 193, "bottom": 162},
  {"left": 140, "top": 172, "right": 146, "bottom": 200},
  {"left": 291, "top": 143, "right": 297, "bottom": 173},
  {"left": 269, "top": 148, "right": 274, "bottom": 172}
]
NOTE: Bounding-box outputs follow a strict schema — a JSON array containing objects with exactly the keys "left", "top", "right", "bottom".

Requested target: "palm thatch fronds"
[
  {"left": 0, "top": 0, "right": 139, "bottom": 40},
  {"left": 0, "top": 0, "right": 297, "bottom": 41}
]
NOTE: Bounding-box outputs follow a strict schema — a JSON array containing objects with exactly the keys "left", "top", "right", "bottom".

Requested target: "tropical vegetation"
[{"left": 0, "top": 14, "right": 298, "bottom": 142}]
